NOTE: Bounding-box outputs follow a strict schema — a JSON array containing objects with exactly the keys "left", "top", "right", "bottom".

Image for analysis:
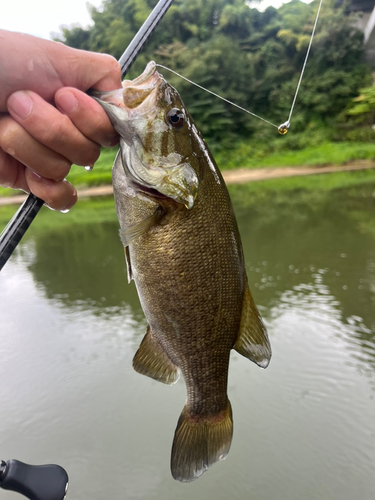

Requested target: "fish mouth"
[
  {"left": 124, "top": 61, "right": 158, "bottom": 88},
  {"left": 92, "top": 61, "right": 161, "bottom": 118},
  {"left": 91, "top": 61, "right": 163, "bottom": 149},
  {"left": 122, "top": 61, "right": 161, "bottom": 112}
]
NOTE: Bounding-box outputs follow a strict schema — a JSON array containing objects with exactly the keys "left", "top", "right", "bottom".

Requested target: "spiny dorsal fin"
[
  {"left": 234, "top": 285, "right": 271, "bottom": 368},
  {"left": 133, "top": 326, "right": 180, "bottom": 385}
]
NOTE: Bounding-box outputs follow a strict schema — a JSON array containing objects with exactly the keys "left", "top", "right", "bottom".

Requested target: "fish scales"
[
  {"left": 129, "top": 162, "right": 244, "bottom": 417},
  {"left": 94, "top": 61, "right": 271, "bottom": 483}
]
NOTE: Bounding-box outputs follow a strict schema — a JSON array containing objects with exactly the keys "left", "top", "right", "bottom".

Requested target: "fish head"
[{"left": 93, "top": 61, "right": 199, "bottom": 209}]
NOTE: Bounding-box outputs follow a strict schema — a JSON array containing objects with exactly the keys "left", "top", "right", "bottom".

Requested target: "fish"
[{"left": 94, "top": 61, "right": 271, "bottom": 482}]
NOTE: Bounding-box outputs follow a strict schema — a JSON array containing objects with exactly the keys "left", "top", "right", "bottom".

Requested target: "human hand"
[{"left": 0, "top": 30, "right": 122, "bottom": 211}]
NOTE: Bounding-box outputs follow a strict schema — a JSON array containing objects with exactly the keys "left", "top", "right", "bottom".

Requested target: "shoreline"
[{"left": 0, "top": 160, "right": 374, "bottom": 207}]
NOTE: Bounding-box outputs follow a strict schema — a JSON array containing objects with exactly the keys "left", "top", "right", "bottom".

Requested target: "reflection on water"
[
  {"left": 27, "top": 222, "right": 144, "bottom": 320},
  {"left": 234, "top": 189, "right": 375, "bottom": 385},
  {"left": 0, "top": 186, "right": 374, "bottom": 500}
]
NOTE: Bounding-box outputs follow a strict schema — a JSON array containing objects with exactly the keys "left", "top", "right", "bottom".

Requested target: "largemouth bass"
[{"left": 94, "top": 61, "right": 271, "bottom": 482}]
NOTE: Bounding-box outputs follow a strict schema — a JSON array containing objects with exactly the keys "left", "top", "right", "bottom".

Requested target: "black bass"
[{"left": 94, "top": 61, "right": 271, "bottom": 482}]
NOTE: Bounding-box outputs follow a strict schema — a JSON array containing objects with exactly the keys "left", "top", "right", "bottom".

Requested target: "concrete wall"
[
  {"left": 364, "top": 6, "right": 375, "bottom": 65},
  {"left": 344, "top": 0, "right": 375, "bottom": 65}
]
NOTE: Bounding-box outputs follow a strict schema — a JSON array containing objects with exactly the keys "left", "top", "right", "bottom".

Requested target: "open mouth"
[
  {"left": 91, "top": 61, "right": 161, "bottom": 115},
  {"left": 125, "top": 61, "right": 158, "bottom": 86},
  {"left": 122, "top": 61, "right": 161, "bottom": 110}
]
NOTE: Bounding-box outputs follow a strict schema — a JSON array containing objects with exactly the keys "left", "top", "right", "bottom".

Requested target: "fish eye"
[{"left": 167, "top": 108, "right": 184, "bottom": 128}]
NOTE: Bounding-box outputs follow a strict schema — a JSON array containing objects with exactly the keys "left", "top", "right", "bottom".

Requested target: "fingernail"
[
  {"left": 62, "top": 188, "right": 77, "bottom": 212},
  {"left": 8, "top": 91, "right": 33, "bottom": 119},
  {"left": 102, "top": 136, "right": 119, "bottom": 148},
  {"left": 56, "top": 90, "right": 78, "bottom": 114}
]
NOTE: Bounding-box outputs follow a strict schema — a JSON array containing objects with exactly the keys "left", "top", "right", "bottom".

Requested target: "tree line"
[{"left": 57, "top": 0, "right": 373, "bottom": 147}]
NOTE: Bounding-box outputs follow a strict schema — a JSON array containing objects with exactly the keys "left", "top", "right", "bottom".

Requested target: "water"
[{"left": 0, "top": 185, "right": 374, "bottom": 500}]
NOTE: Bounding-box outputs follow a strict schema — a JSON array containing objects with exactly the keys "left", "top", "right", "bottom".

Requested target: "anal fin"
[
  {"left": 133, "top": 326, "right": 180, "bottom": 385},
  {"left": 234, "top": 285, "right": 272, "bottom": 368}
]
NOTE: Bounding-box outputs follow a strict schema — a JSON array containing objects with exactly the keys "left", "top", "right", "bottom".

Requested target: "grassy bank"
[
  {"left": 228, "top": 166, "right": 375, "bottom": 200},
  {"left": 0, "top": 148, "right": 118, "bottom": 198},
  {"left": 215, "top": 141, "right": 375, "bottom": 170},
  {"left": 0, "top": 196, "right": 117, "bottom": 232},
  {"left": 1, "top": 169, "right": 375, "bottom": 234},
  {"left": 67, "top": 140, "right": 375, "bottom": 185},
  {"left": 1, "top": 140, "right": 375, "bottom": 199}
]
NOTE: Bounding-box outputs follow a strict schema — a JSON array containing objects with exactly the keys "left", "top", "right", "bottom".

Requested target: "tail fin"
[{"left": 171, "top": 400, "right": 233, "bottom": 482}]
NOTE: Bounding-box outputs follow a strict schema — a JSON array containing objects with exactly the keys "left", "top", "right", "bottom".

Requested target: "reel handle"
[{"left": 0, "top": 459, "right": 68, "bottom": 500}]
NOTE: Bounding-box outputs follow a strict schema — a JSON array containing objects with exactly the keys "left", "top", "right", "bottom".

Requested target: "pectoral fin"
[
  {"left": 119, "top": 208, "right": 162, "bottom": 247},
  {"left": 234, "top": 285, "right": 271, "bottom": 368},
  {"left": 133, "top": 326, "right": 180, "bottom": 385}
]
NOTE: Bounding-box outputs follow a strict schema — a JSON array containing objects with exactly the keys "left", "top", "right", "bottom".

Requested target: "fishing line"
[
  {"left": 285, "top": 0, "right": 324, "bottom": 130},
  {"left": 157, "top": 0, "right": 324, "bottom": 135},
  {"left": 156, "top": 64, "right": 279, "bottom": 130}
]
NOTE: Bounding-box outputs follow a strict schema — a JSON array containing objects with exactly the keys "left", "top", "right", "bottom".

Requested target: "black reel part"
[{"left": 0, "top": 459, "right": 68, "bottom": 500}]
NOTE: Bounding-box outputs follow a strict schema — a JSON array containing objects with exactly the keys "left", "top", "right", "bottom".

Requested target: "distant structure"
[{"left": 338, "top": 0, "right": 375, "bottom": 64}]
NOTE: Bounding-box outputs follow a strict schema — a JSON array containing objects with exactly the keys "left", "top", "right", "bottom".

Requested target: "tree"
[{"left": 55, "top": 0, "right": 371, "bottom": 146}]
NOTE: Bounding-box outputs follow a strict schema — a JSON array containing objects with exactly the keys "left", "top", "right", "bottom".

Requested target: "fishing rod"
[{"left": 0, "top": 0, "right": 174, "bottom": 271}]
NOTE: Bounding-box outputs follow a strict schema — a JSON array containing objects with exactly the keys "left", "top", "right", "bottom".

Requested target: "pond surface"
[{"left": 0, "top": 184, "right": 374, "bottom": 500}]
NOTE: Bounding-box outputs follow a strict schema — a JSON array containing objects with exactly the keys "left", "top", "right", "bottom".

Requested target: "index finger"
[{"left": 55, "top": 87, "right": 119, "bottom": 147}]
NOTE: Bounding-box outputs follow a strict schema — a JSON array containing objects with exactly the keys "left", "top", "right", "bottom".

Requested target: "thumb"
[{"left": 51, "top": 45, "right": 122, "bottom": 92}]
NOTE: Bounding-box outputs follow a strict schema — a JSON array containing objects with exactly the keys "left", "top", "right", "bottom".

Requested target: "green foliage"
[
  {"left": 215, "top": 138, "right": 375, "bottom": 170},
  {"left": 55, "top": 0, "right": 371, "bottom": 146},
  {"left": 346, "top": 86, "right": 375, "bottom": 119},
  {"left": 336, "top": 85, "right": 375, "bottom": 141},
  {"left": 58, "top": 24, "right": 91, "bottom": 50}
]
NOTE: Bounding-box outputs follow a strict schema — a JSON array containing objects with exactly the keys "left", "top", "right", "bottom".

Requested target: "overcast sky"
[
  {"left": 0, "top": 0, "right": 313, "bottom": 41},
  {"left": 0, "top": 0, "right": 103, "bottom": 40}
]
